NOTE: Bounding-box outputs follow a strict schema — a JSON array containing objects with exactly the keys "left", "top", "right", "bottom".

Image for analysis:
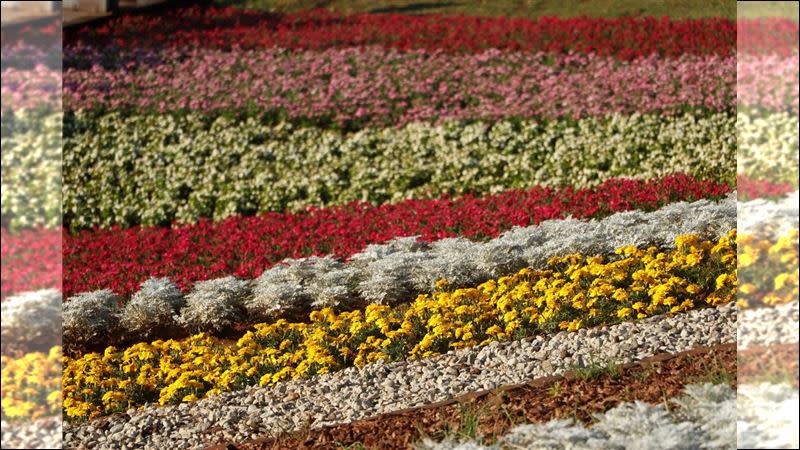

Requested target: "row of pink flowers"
[
  {"left": 1, "top": 65, "right": 61, "bottom": 110},
  {"left": 64, "top": 48, "right": 735, "bottom": 126},
  {"left": 736, "top": 54, "right": 799, "bottom": 112}
]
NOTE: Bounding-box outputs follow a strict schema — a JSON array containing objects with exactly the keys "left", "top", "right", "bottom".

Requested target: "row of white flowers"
[
  {"left": 737, "top": 111, "right": 799, "bottom": 185},
  {"left": 0, "top": 109, "right": 61, "bottom": 230},
  {"left": 7, "top": 110, "right": 795, "bottom": 232},
  {"left": 58, "top": 195, "right": 737, "bottom": 347},
  {"left": 63, "top": 111, "right": 736, "bottom": 230}
]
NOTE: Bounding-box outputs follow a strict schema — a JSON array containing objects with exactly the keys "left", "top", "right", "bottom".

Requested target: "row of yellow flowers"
[
  {"left": 738, "top": 229, "right": 799, "bottom": 308},
  {"left": 58, "top": 231, "right": 739, "bottom": 421},
  {"left": 5, "top": 230, "right": 792, "bottom": 422},
  {"left": 0, "top": 347, "right": 61, "bottom": 421}
]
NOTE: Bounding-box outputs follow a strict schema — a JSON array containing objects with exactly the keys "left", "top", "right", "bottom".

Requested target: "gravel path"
[
  {"left": 1, "top": 417, "right": 62, "bottom": 450},
  {"left": 738, "top": 301, "right": 799, "bottom": 349},
  {"left": 417, "top": 383, "right": 737, "bottom": 450},
  {"left": 64, "top": 304, "right": 736, "bottom": 450}
]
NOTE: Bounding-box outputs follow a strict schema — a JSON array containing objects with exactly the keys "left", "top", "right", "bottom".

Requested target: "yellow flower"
[
  {"left": 101, "top": 391, "right": 126, "bottom": 405},
  {"left": 738, "top": 252, "right": 755, "bottom": 268},
  {"left": 503, "top": 310, "right": 519, "bottom": 323},
  {"left": 55, "top": 232, "right": 740, "bottom": 423},
  {"left": 675, "top": 234, "right": 699, "bottom": 250},
  {"left": 715, "top": 274, "right": 729, "bottom": 289},
  {"left": 684, "top": 253, "right": 703, "bottom": 267},
  {"left": 612, "top": 288, "right": 629, "bottom": 302},
  {"left": 565, "top": 319, "right": 582, "bottom": 332},
  {"left": 485, "top": 325, "right": 503, "bottom": 336},
  {"left": 774, "top": 273, "right": 792, "bottom": 290}
]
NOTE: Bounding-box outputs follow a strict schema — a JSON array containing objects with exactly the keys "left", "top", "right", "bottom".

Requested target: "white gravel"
[
  {"left": 1, "top": 417, "right": 62, "bottom": 450},
  {"left": 738, "top": 301, "right": 799, "bottom": 349},
  {"left": 63, "top": 304, "right": 736, "bottom": 450},
  {"left": 417, "top": 383, "right": 737, "bottom": 450}
]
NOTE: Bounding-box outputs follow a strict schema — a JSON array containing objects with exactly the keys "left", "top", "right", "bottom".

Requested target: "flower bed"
[
  {"left": 64, "top": 8, "right": 737, "bottom": 58},
  {"left": 738, "top": 229, "right": 799, "bottom": 308},
  {"left": 62, "top": 303, "right": 738, "bottom": 448},
  {"left": 63, "top": 112, "right": 736, "bottom": 230},
  {"left": 1, "top": 66, "right": 61, "bottom": 111},
  {"left": 0, "top": 110, "right": 62, "bottom": 230},
  {"left": 63, "top": 50, "right": 734, "bottom": 126},
  {"left": 737, "top": 112, "right": 799, "bottom": 187},
  {"left": 1, "top": 41, "right": 62, "bottom": 71},
  {"left": 62, "top": 175, "right": 730, "bottom": 299},
  {"left": 737, "top": 18, "right": 800, "bottom": 56},
  {"left": 0, "top": 18, "right": 60, "bottom": 54},
  {"left": 60, "top": 194, "right": 736, "bottom": 352},
  {"left": 1, "top": 229, "right": 61, "bottom": 300},
  {"left": 737, "top": 175, "right": 796, "bottom": 201},
  {"left": 0, "top": 347, "right": 61, "bottom": 421},
  {"left": 61, "top": 232, "right": 736, "bottom": 421},
  {"left": 737, "top": 55, "right": 800, "bottom": 113}
]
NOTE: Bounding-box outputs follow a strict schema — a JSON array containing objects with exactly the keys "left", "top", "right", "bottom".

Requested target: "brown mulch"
[
  {"left": 207, "top": 344, "right": 737, "bottom": 450},
  {"left": 738, "top": 343, "right": 799, "bottom": 387}
]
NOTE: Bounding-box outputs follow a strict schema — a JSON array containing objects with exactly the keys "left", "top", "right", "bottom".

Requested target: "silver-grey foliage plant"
[
  {"left": 1, "top": 289, "right": 62, "bottom": 347},
  {"left": 62, "top": 289, "right": 120, "bottom": 346},
  {"left": 120, "top": 277, "right": 185, "bottom": 337},
  {"left": 66, "top": 195, "right": 737, "bottom": 344},
  {"left": 415, "top": 383, "right": 736, "bottom": 450},
  {"left": 176, "top": 276, "right": 251, "bottom": 332}
]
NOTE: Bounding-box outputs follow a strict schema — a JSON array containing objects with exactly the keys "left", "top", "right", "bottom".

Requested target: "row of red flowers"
[
  {"left": 57, "top": 175, "right": 732, "bottom": 299},
  {"left": 1, "top": 227, "right": 61, "bottom": 300},
  {"left": 0, "top": 18, "right": 60, "bottom": 49},
  {"left": 736, "top": 175, "right": 797, "bottom": 202},
  {"left": 64, "top": 7, "right": 739, "bottom": 60},
  {"left": 737, "top": 18, "right": 800, "bottom": 57}
]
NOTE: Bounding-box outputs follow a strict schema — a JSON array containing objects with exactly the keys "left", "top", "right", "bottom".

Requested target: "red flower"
[
  {"left": 737, "top": 175, "right": 796, "bottom": 201},
  {"left": 62, "top": 7, "right": 745, "bottom": 60},
  {"left": 56, "top": 174, "right": 731, "bottom": 300}
]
